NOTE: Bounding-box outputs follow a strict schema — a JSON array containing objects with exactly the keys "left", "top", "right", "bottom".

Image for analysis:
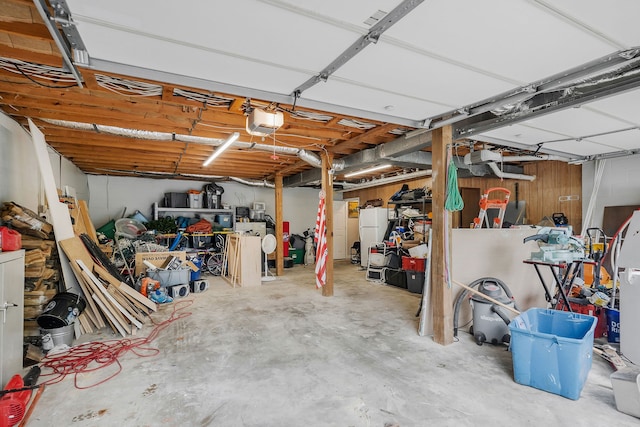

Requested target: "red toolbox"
[{"left": 402, "top": 256, "right": 426, "bottom": 272}]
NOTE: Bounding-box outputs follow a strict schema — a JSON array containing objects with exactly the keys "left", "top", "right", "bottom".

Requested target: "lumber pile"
[
  {"left": 1, "top": 202, "right": 62, "bottom": 335},
  {"left": 60, "top": 236, "right": 157, "bottom": 337}
]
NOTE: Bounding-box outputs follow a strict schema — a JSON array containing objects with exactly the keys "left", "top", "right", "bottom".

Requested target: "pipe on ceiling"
[
  {"left": 487, "top": 162, "right": 536, "bottom": 181},
  {"left": 501, "top": 154, "right": 568, "bottom": 162},
  {"left": 336, "top": 169, "right": 432, "bottom": 192},
  {"left": 38, "top": 118, "right": 324, "bottom": 168},
  {"left": 229, "top": 176, "right": 274, "bottom": 188}
]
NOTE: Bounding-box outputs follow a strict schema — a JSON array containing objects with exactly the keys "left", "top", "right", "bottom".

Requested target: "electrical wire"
[
  {"left": 38, "top": 299, "right": 194, "bottom": 389},
  {"left": 95, "top": 74, "right": 162, "bottom": 97}
]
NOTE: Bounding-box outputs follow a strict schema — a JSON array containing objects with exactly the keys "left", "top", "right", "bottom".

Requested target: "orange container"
[{"left": 0, "top": 226, "right": 22, "bottom": 251}]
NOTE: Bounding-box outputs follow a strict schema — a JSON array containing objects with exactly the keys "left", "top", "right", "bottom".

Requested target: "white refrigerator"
[{"left": 359, "top": 207, "right": 390, "bottom": 267}]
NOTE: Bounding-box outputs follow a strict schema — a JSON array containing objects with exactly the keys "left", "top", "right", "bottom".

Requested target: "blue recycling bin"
[{"left": 509, "top": 308, "right": 597, "bottom": 400}]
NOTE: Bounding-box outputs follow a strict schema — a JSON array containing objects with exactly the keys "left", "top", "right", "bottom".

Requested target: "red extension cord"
[{"left": 38, "top": 299, "right": 194, "bottom": 389}]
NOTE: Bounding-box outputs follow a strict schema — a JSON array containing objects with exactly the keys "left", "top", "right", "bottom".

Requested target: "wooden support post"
[
  {"left": 321, "top": 152, "right": 334, "bottom": 297},
  {"left": 430, "top": 125, "right": 454, "bottom": 345},
  {"left": 275, "top": 173, "right": 284, "bottom": 276}
]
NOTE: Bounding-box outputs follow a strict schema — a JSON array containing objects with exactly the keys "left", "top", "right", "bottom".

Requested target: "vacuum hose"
[{"left": 452, "top": 277, "right": 519, "bottom": 337}]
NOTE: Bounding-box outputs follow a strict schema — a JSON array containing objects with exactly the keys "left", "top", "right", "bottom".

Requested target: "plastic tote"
[{"left": 508, "top": 308, "right": 597, "bottom": 400}]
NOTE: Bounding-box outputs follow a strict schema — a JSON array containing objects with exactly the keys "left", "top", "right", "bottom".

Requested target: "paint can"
[{"left": 36, "top": 292, "right": 86, "bottom": 329}]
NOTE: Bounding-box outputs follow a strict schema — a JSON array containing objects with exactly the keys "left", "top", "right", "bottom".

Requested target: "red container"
[
  {"left": 402, "top": 256, "right": 426, "bottom": 272},
  {"left": 556, "top": 299, "right": 607, "bottom": 338},
  {"left": 0, "top": 226, "right": 21, "bottom": 251}
]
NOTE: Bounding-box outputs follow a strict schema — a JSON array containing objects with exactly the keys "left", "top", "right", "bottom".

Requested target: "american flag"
[{"left": 314, "top": 190, "right": 327, "bottom": 289}]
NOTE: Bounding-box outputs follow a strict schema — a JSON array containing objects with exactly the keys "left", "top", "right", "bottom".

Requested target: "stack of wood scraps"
[
  {"left": 1, "top": 202, "right": 62, "bottom": 336},
  {"left": 60, "top": 236, "right": 157, "bottom": 338}
]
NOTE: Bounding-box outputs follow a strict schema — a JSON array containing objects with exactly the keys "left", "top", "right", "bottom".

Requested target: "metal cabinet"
[{"left": 0, "top": 250, "right": 24, "bottom": 387}]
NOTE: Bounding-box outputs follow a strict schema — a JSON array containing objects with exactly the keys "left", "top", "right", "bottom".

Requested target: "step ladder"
[{"left": 473, "top": 187, "right": 511, "bottom": 229}]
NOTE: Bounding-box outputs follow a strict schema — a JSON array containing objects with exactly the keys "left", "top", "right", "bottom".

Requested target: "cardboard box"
[{"left": 135, "top": 251, "right": 186, "bottom": 275}]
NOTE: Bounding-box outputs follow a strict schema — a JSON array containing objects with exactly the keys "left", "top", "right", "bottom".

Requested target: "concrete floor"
[{"left": 24, "top": 261, "right": 637, "bottom": 426}]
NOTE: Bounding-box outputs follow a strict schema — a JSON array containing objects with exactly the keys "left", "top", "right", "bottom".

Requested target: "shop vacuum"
[{"left": 453, "top": 277, "right": 519, "bottom": 346}]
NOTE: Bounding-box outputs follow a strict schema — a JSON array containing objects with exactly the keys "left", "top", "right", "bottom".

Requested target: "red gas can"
[{"left": 0, "top": 226, "right": 21, "bottom": 251}]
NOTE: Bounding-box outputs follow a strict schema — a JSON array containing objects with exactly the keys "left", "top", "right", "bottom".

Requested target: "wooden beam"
[
  {"left": 329, "top": 123, "right": 398, "bottom": 154},
  {"left": 430, "top": 125, "right": 453, "bottom": 345},
  {"left": 275, "top": 174, "right": 284, "bottom": 276},
  {"left": 0, "top": 45, "right": 62, "bottom": 67},
  {"left": 0, "top": 22, "right": 52, "bottom": 40},
  {"left": 321, "top": 152, "right": 334, "bottom": 297}
]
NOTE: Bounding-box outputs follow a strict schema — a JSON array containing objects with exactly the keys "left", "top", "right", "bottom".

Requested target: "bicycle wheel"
[{"left": 207, "top": 253, "right": 224, "bottom": 276}]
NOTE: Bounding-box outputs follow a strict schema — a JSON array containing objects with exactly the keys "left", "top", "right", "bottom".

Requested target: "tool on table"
[
  {"left": 472, "top": 187, "right": 510, "bottom": 229},
  {"left": 524, "top": 227, "right": 585, "bottom": 263},
  {"left": 0, "top": 366, "right": 41, "bottom": 427}
]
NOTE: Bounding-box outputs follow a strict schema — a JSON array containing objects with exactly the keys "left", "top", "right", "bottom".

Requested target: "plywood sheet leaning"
[{"left": 28, "top": 119, "right": 80, "bottom": 294}]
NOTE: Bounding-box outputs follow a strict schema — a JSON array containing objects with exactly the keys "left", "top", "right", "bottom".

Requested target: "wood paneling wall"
[{"left": 343, "top": 161, "right": 582, "bottom": 231}]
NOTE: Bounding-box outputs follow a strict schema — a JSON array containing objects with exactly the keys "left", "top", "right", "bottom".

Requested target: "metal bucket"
[{"left": 41, "top": 324, "right": 74, "bottom": 349}]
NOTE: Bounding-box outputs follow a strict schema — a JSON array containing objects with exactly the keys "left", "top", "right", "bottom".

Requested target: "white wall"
[
  {"left": 0, "top": 113, "right": 87, "bottom": 213},
  {"left": 582, "top": 155, "right": 640, "bottom": 230},
  {"left": 450, "top": 228, "right": 552, "bottom": 333},
  {"left": 87, "top": 175, "right": 322, "bottom": 235}
]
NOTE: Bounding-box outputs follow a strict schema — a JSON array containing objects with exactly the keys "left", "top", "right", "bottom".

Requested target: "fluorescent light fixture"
[
  {"left": 343, "top": 164, "right": 392, "bottom": 178},
  {"left": 203, "top": 132, "right": 240, "bottom": 166}
]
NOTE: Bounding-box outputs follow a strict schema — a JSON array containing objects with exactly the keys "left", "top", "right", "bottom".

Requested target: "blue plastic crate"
[{"left": 508, "top": 308, "right": 597, "bottom": 400}]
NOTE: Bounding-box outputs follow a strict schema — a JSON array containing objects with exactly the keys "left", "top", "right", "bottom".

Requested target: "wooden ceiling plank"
[
  {"left": 0, "top": 22, "right": 52, "bottom": 41},
  {"left": 329, "top": 123, "right": 399, "bottom": 153},
  {"left": 0, "top": 44, "right": 62, "bottom": 66},
  {"left": 0, "top": 1, "right": 34, "bottom": 24}
]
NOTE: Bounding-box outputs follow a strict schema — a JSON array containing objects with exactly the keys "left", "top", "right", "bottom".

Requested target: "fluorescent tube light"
[
  {"left": 343, "top": 164, "right": 392, "bottom": 178},
  {"left": 203, "top": 132, "right": 240, "bottom": 166}
]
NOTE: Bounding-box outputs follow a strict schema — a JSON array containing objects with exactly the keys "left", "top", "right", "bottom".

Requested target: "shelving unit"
[
  {"left": 152, "top": 202, "right": 235, "bottom": 225},
  {"left": 388, "top": 198, "right": 432, "bottom": 243}
]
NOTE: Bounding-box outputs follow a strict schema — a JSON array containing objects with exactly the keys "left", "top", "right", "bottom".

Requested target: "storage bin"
[
  {"left": 290, "top": 248, "right": 304, "bottom": 264},
  {"left": 190, "top": 256, "right": 202, "bottom": 281},
  {"left": 215, "top": 214, "right": 232, "bottom": 228},
  {"left": 384, "top": 252, "right": 401, "bottom": 269},
  {"left": 402, "top": 256, "right": 426, "bottom": 272},
  {"left": 508, "top": 308, "right": 597, "bottom": 400},
  {"left": 146, "top": 268, "right": 191, "bottom": 287},
  {"left": 188, "top": 192, "right": 202, "bottom": 209},
  {"left": 385, "top": 268, "right": 407, "bottom": 289},
  {"left": 189, "top": 233, "right": 212, "bottom": 249},
  {"left": 406, "top": 271, "right": 425, "bottom": 294},
  {"left": 164, "top": 192, "right": 189, "bottom": 208}
]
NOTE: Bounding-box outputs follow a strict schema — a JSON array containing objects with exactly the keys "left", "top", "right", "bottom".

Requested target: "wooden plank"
[
  {"left": 78, "top": 200, "right": 98, "bottom": 243},
  {"left": 60, "top": 239, "right": 105, "bottom": 329},
  {"left": 93, "top": 264, "right": 152, "bottom": 314},
  {"left": 106, "top": 286, "right": 146, "bottom": 324},
  {"left": 77, "top": 260, "right": 143, "bottom": 329},
  {"left": 117, "top": 281, "right": 157, "bottom": 312},
  {"left": 81, "top": 269, "right": 131, "bottom": 334},
  {"left": 92, "top": 294, "right": 128, "bottom": 338},
  {"left": 430, "top": 126, "right": 454, "bottom": 345}
]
